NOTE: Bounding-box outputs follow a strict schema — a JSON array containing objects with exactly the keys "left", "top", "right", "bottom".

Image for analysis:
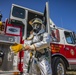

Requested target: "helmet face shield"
[{"left": 29, "top": 18, "right": 42, "bottom": 33}]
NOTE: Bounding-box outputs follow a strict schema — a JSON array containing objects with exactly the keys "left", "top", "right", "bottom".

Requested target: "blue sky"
[{"left": 0, "top": 0, "right": 76, "bottom": 32}]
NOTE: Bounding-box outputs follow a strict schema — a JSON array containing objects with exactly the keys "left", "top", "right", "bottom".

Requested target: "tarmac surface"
[
  {"left": 0, "top": 71, "right": 76, "bottom": 75},
  {"left": 66, "top": 71, "right": 76, "bottom": 75}
]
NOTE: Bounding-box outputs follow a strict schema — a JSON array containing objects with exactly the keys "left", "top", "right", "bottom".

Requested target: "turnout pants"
[{"left": 29, "top": 56, "right": 52, "bottom": 75}]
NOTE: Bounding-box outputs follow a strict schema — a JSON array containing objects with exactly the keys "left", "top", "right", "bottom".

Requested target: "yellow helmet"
[
  {"left": 0, "top": 21, "right": 2, "bottom": 26},
  {"left": 29, "top": 18, "right": 42, "bottom": 25}
]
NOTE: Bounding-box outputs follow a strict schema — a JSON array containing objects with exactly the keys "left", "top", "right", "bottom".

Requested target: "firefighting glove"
[{"left": 10, "top": 43, "right": 23, "bottom": 53}]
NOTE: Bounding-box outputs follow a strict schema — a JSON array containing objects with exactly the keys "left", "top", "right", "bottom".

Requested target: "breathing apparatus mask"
[{"left": 32, "top": 23, "right": 42, "bottom": 33}]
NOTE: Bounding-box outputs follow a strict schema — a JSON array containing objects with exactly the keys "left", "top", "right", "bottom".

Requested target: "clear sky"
[{"left": 0, "top": 0, "right": 76, "bottom": 32}]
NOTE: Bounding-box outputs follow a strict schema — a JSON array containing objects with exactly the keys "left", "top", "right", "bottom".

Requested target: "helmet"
[
  {"left": 29, "top": 18, "right": 42, "bottom": 25},
  {"left": 29, "top": 18, "right": 42, "bottom": 33}
]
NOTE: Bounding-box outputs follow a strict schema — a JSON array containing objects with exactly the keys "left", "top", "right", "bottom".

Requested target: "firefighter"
[{"left": 10, "top": 18, "right": 52, "bottom": 75}]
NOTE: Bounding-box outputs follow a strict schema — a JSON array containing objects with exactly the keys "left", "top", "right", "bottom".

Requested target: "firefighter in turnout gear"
[{"left": 10, "top": 18, "right": 52, "bottom": 75}]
